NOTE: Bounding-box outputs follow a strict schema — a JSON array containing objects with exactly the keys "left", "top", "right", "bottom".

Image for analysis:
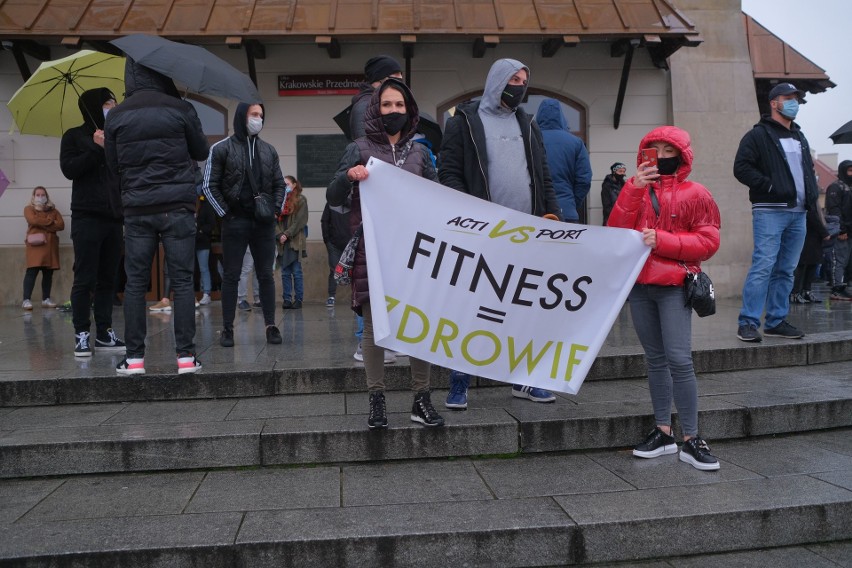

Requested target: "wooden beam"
[
  {"left": 70, "top": 0, "right": 95, "bottom": 31},
  {"left": 541, "top": 35, "right": 579, "bottom": 58},
  {"left": 472, "top": 35, "right": 499, "bottom": 58},
  {"left": 316, "top": 36, "right": 341, "bottom": 59},
  {"left": 114, "top": 0, "right": 135, "bottom": 31},
  {"left": 491, "top": 0, "right": 505, "bottom": 30},
  {"left": 613, "top": 39, "right": 638, "bottom": 129}
]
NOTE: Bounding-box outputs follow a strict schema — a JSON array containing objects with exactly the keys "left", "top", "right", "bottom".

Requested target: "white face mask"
[
  {"left": 247, "top": 117, "right": 263, "bottom": 135},
  {"left": 103, "top": 108, "right": 110, "bottom": 119},
  {"left": 34, "top": 196, "right": 47, "bottom": 205}
]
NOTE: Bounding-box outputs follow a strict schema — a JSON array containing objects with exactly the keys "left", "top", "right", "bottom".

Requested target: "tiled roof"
[
  {"left": 743, "top": 13, "right": 835, "bottom": 95},
  {"left": 0, "top": 0, "right": 701, "bottom": 44}
]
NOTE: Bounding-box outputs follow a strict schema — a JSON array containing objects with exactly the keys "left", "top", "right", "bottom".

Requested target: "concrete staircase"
[{"left": 1, "top": 324, "right": 851, "bottom": 565}]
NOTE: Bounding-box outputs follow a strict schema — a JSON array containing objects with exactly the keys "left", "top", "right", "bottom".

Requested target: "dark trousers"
[
  {"left": 123, "top": 210, "right": 196, "bottom": 358},
  {"left": 70, "top": 216, "right": 123, "bottom": 335},
  {"left": 221, "top": 216, "right": 276, "bottom": 328},
  {"left": 325, "top": 242, "right": 342, "bottom": 297},
  {"left": 23, "top": 267, "right": 53, "bottom": 301}
]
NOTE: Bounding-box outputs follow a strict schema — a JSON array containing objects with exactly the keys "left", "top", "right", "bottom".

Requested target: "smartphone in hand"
[{"left": 641, "top": 148, "right": 658, "bottom": 169}]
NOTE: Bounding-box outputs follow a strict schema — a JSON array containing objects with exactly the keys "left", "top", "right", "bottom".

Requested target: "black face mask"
[
  {"left": 382, "top": 112, "right": 408, "bottom": 135},
  {"left": 657, "top": 156, "right": 680, "bottom": 176},
  {"left": 501, "top": 84, "right": 526, "bottom": 109}
]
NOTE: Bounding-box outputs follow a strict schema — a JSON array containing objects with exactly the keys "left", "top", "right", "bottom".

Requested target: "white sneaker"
[
  {"left": 177, "top": 354, "right": 202, "bottom": 375},
  {"left": 149, "top": 299, "right": 171, "bottom": 312},
  {"left": 22, "top": 299, "right": 33, "bottom": 310},
  {"left": 353, "top": 342, "right": 363, "bottom": 361},
  {"left": 116, "top": 357, "right": 145, "bottom": 375},
  {"left": 384, "top": 350, "right": 396, "bottom": 364},
  {"left": 42, "top": 298, "right": 57, "bottom": 308},
  {"left": 199, "top": 293, "right": 211, "bottom": 305}
]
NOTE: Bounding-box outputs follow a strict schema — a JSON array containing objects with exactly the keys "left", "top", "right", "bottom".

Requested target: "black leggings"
[{"left": 23, "top": 267, "right": 54, "bottom": 301}]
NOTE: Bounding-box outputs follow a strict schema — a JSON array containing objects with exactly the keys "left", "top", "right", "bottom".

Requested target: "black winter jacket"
[
  {"left": 104, "top": 59, "right": 209, "bottom": 216},
  {"left": 600, "top": 173, "right": 625, "bottom": 225},
  {"left": 825, "top": 160, "right": 852, "bottom": 236},
  {"left": 60, "top": 88, "right": 122, "bottom": 220},
  {"left": 438, "top": 100, "right": 561, "bottom": 219},
  {"left": 733, "top": 115, "right": 819, "bottom": 210},
  {"left": 321, "top": 203, "right": 352, "bottom": 250},
  {"left": 203, "top": 103, "right": 286, "bottom": 220},
  {"left": 347, "top": 84, "right": 373, "bottom": 141},
  {"left": 327, "top": 79, "right": 437, "bottom": 312}
]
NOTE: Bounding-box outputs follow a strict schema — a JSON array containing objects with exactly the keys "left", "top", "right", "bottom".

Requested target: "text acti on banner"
[{"left": 360, "top": 158, "right": 650, "bottom": 395}]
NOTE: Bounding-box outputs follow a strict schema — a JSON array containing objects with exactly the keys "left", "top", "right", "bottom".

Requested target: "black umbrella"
[
  {"left": 333, "top": 104, "right": 443, "bottom": 152},
  {"left": 109, "top": 34, "right": 261, "bottom": 103},
  {"left": 829, "top": 119, "right": 852, "bottom": 145}
]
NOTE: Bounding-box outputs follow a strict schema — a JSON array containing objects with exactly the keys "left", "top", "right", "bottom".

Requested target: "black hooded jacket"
[
  {"left": 733, "top": 115, "right": 819, "bottom": 210},
  {"left": 59, "top": 88, "right": 122, "bottom": 220},
  {"left": 202, "top": 103, "right": 286, "bottom": 220},
  {"left": 826, "top": 159, "right": 852, "bottom": 235},
  {"left": 327, "top": 78, "right": 437, "bottom": 311},
  {"left": 104, "top": 58, "right": 209, "bottom": 216}
]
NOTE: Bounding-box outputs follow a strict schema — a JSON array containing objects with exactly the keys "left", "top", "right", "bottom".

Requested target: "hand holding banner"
[{"left": 360, "top": 158, "right": 649, "bottom": 394}]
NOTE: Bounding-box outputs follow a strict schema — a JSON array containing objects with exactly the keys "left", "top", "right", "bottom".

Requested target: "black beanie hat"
[{"left": 364, "top": 55, "right": 401, "bottom": 83}]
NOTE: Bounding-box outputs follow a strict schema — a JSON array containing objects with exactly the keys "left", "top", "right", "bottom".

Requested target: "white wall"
[{"left": 0, "top": 39, "right": 670, "bottom": 246}]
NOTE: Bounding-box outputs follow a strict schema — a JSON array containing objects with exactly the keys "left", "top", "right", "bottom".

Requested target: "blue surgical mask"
[{"left": 779, "top": 99, "right": 799, "bottom": 119}]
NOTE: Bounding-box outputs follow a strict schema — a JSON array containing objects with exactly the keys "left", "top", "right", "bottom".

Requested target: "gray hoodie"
[{"left": 478, "top": 58, "right": 532, "bottom": 214}]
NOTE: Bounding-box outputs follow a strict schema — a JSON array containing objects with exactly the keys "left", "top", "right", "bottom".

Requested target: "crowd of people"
[{"left": 21, "top": 50, "right": 852, "bottom": 472}]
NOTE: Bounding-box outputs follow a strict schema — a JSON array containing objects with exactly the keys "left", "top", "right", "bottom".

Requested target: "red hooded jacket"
[{"left": 607, "top": 126, "right": 721, "bottom": 286}]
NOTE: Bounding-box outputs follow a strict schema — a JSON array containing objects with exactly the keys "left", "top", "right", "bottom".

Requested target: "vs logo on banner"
[{"left": 360, "top": 159, "right": 649, "bottom": 395}]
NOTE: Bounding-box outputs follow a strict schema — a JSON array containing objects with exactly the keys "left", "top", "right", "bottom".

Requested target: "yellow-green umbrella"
[{"left": 6, "top": 50, "right": 125, "bottom": 137}]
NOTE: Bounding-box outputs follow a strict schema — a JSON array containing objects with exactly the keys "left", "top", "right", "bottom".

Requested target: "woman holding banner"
[
  {"left": 327, "top": 77, "right": 444, "bottom": 430},
  {"left": 607, "top": 126, "right": 722, "bottom": 471}
]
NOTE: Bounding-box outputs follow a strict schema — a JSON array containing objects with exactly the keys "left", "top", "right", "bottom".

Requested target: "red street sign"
[{"left": 278, "top": 75, "right": 362, "bottom": 96}]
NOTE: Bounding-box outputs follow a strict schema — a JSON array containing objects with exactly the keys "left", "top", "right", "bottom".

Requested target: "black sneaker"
[
  {"left": 679, "top": 436, "right": 720, "bottom": 471},
  {"left": 74, "top": 331, "right": 93, "bottom": 357},
  {"left": 95, "top": 328, "right": 126, "bottom": 352},
  {"left": 632, "top": 427, "right": 678, "bottom": 458},
  {"left": 266, "top": 326, "right": 282, "bottom": 344},
  {"left": 411, "top": 391, "right": 445, "bottom": 427},
  {"left": 368, "top": 391, "right": 388, "bottom": 429},
  {"left": 764, "top": 320, "right": 804, "bottom": 339},
  {"left": 830, "top": 288, "right": 852, "bottom": 301},
  {"left": 801, "top": 291, "right": 819, "bottom": 303},
  {"left": 282, "top": 300, "right": 293, "bottom": 310},
  {"left": 292, "top": 300, "right": 302, "bottom": 309},
  {"left": 237, "top": 300, "right": 252, "bottom": 311},
  {"left": 736, "top": 323, "right": 762, "bottom": 343},
  {"left": 220, "top": 328, "right": 234, "bottom": 347}
]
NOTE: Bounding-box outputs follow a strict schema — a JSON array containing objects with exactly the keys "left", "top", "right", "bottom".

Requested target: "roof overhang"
[{"left": 0, "top": 0, "right": 702, "bottom": 65}]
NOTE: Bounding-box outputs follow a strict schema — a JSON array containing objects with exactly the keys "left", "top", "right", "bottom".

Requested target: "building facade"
[{"left": 0, "top": 0, "right": 833, "bottom": 304}]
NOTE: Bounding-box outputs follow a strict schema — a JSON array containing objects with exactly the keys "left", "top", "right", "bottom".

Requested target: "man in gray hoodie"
[{"left": 439, "top": 58, "right": 562, "bottom": 410}]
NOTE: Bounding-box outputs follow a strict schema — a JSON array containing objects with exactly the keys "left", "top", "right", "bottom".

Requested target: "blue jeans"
[
  {"left": 123, "top": 210, "right": 197, "bottom": 358},
  {"left": 196, "top": 248, "right": 211, "bottom": 294},
  {"left": 739, "top": 210, "right": 806, "bottom": 329},
  {"left": 629, "top": 284, "right": 698, "bottom": 437},
  {"left": 280, "top": 258, "right": 303, "bottom": 303},
  {"left": 221, "top": 216, "right": 276, "bottom": 327}
]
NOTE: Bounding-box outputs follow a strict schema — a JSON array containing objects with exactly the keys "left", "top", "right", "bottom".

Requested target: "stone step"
[
  {"left": 1, "top": 362, "right": 849, "bottom": 478},
  {"left": 2, "top": 330, "right": 850, "bottom": 407},
  {"left": 1, "top": 428, "right": 850, "bottom": 566}
]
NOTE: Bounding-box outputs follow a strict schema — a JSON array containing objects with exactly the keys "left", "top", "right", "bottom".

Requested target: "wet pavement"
[{"left": 2, "top": 282, "right": 851, "bottom": 379}]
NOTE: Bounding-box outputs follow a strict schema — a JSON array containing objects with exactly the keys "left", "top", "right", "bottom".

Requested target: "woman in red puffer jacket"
[{"left": 607, "top": 125, "right": 722, "bottom": 471}]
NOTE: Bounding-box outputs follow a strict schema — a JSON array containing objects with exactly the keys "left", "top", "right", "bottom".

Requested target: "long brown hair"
[{"left": 282, "top": 175, "right": 303, "bottom": 215}]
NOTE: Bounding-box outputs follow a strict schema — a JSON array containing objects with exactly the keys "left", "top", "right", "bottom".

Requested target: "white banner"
[{"left": 360, "top": 158, "right": 650, "bottom": 394}]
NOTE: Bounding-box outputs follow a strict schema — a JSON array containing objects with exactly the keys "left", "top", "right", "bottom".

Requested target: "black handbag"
[
  {"left": 253, "top": 192, "right": 275, "bottom": 223},
  {"left": 683, "top": 265, "right": 716, "bottom": 317},
  {"left": 247, "top": 167, "right": 276, "bottom": 223}
]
